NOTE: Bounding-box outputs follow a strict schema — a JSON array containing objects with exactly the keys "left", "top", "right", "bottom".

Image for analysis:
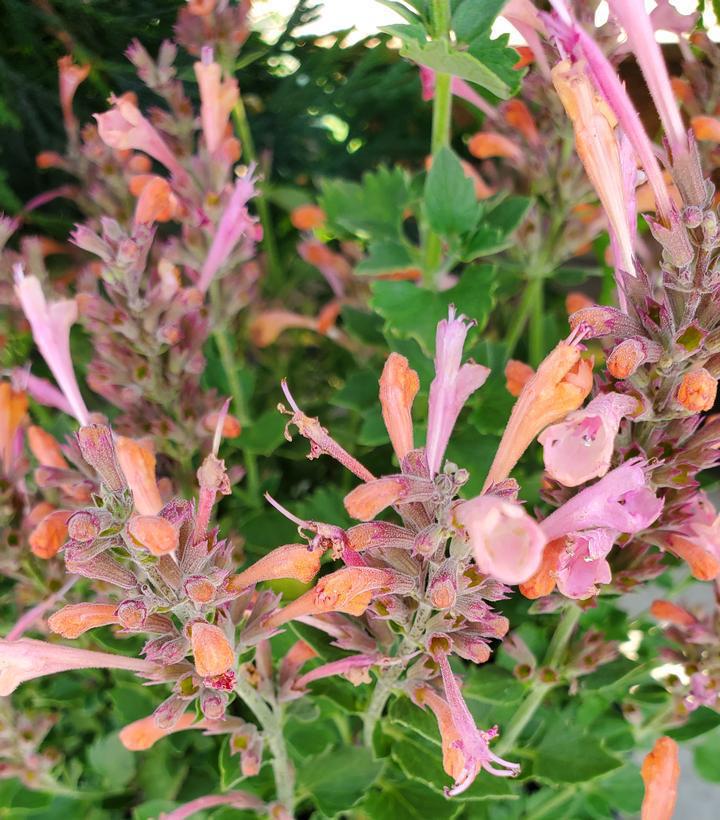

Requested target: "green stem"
[
  {"left": 209, "top": 283, "right": 261, "bottom": 504},
  {"left": 235, "top": 676, "right": 294, "bottom": 812},
  {"left": 422, "top": 0, "right": 453, "bottom": 288},
  {"left": 504, "top": 278, "right": 539, "bottom": 358},
  {"left": 495, "top": 604, "right": 581, "bottom": 756},
  {"left": 231, "top": 98, "right": 282, "bottom": 292},
  {"left": 528, "top": 276, "right": 545, "bottom": 367}
]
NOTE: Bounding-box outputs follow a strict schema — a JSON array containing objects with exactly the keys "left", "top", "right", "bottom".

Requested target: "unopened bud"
[
  {"left": 29, "top": 510, "right": 72, "bottom": 558},
  {"left": 126, "top": 515, "right": 179, "bottom": 555},
  {"left": 682, "top": 205, "right": 703, "bottom": 228},
  {"left": 190, "top": 621, "right": 235, "bottom": 678},
  {"left": 451, "top": 632, "right": 491, "bottom": 664},
  {"left": 153, "top": 695, "right": 187, "bottom": 731},
  {"left": 607, "top": 337, "right": 662, "bottom": 380},
  {"left": 77, "top": 425, "right": 126, "bottom": 492},
  {"left": 200, "top": 690, "right": 228, "bottom": 720},
  {"left": 185, "top": 576, "right": 216, "bottom": 604},
  {"left": 67, "top": 509, "right": 109, "bottom": 542},
  {"left": 115, "top": 598, "right": 148, "bottom": 630},
  {"left": 569, "top": 306, "right": 641, "bottom": 339},
  {"left": 427, "top": 560, "right": 458, "bottom": 610},
  {"left": 676, "top": 368, "right": 717, "bottom": 412}
]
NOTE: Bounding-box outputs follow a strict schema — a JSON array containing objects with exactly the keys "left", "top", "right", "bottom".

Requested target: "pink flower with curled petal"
[
  {"left": 454, "top": 495, "right": 545, "bottom": 585},
  {"left": 555, "top": 528, "right": 618, "bottom": 599},
  {"left": 58, "top": 56, "right": 90, "bottom": 137},
  {"left": 0, "top": 638, "right": 160, "bottom": 696},
  {"left": 95, "top": 94, "right": 186, "bottom": 180},
  {"left": 194, "top": 48, "right": 239, "bottom": 155},
  {"left": 13, "top": 267, "right": 89, "bottom": 426},
  {"left": 197, "top": 168, "right": 258, "bottom": 292},
  {"left": 426, "top": 307, "right": 490, "bottom": 476},
  {"left": 436, "top": 653, "right": 519, "bottom": 794},
  {"left": 539, "top": 392, "right": 638, "bottom": 487},
  {"left": 541, "top": 460, "right": 663, "bottom": 541}
]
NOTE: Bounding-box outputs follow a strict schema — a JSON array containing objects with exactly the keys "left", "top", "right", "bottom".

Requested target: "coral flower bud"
[
  {"left": 119, "top": 712, "right": 201, "bottom": 751},
  {"left": 569, "top": 305, "right": 641, "bottom": 339},
  {"left": 607, "top": 338, "right": 656, "bottom": 379},
  {"left": 115, "top": 599, "right": 148, "bottom": 630},
  {"left": 676, "top": 369, "right": 717, "bottom": 412},
  {"left": 663, "top": 534, "right": 720, "bottom": 581},
  {"left": 48, "top": 603, "right": 119, "bottom": 638},
  {"left": 29, "top": 510, "right": 72, "bottom": 558},
  {"left": 344, "top": 477, "right": 409, "bottom": 521},
  {"left": 290, "top": 204, "right": 326, "bottom": 231},
  {"left": 504, "top": 359, "right": 534, "bottom": 398},
  {"left": 565, "top": 292, "right": 594, "bottom": 315},
  {"left": 225, "top": 544, "right": 322, "bottom": 593},
  {"left": 131, "top": 175, "right": 178, "bottom": 224},
  {"left": 190, "top": 621, "right": 235, "bottom": 678},
  {"left": 127, "top": 515, "right": 179, "bottom": 556},
  {"left": 641, "top": 737, "right": 679, "bottom": 820},
  {"left": 185, "top": 576, "right": 216, "bottom": 604},
  {"left": 467, "top": 132, "right": 522, "bottom": 162},
  {"left": 650, "top": 600, "right": 696, "bottom": 628},
  {"left": 379, "top": 353, "right": 419, "bottom": 462},
  {"left": 455, "top": 496, "right": 545, "bottom": 585},
  {"left": 691, "top": 116, "right": 720, "bottom": 143},
  {"left": 519, "top": 538, "right": 566, "bottom": 599},
  {"left": 502, "top": 99, "right": 539, "bottom": 144},
  {"left": 116, "top": 436, "right": 163, "bottom": 515},
  {"left": 36, "top": 150, "right": 64, "bottom": 169},
  {"left": 202, "top": 412, "right": 241, "bottom": 438},
  {"left": 27, "top": 426, "right": 67, "bottom": 469}
]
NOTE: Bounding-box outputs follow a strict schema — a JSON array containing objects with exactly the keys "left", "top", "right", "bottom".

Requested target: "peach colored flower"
[
  {"left": 641, "top": 736, "right": 679, "bottom": 820},
  {"left": 116, "top": 436, "right": 163, "bottom": 516},
  {"left": 379, "top": 353, "right": 419, "bottom": 463},
  {"left": 48, "top": 603, "right": 119, "bottom": 639}
]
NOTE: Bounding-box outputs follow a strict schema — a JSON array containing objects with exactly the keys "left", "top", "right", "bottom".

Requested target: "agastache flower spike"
[
  {"left": 539, "top": 392, "right": 638, "bottom": 487},
  {"left": 194, "top": 48, "right": 239, "bottom": 155},
  {"left": 483, "top": 328, "right": 593, "bottom": 490},
  {"left": 279, "top": 380, "right": 375, "bottom": 483},
  {"left": 436, "top": 653, "right": 519, "bottom": 794},
  {"left": 14, "top": 266, "right": 90, "bottom": 425},
  {"left": 426, "top": 307, "right": 490, "bottom": 476},
  {"left": 379, "top": 353, "right": 419, "bottom": 463}
]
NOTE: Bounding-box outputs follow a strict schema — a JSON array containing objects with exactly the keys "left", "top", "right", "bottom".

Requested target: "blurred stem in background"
[{"left": 422, "top": 0, "right": 452, "bottom": 288}]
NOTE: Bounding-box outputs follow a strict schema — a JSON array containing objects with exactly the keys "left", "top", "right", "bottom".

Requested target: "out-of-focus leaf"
[
  {"left": 87, "top": 731, "right": 136, "bottom": 789},
  {"left": 425, "top": 147, "right": 479, "bottom": 236},
  {"left": 667, "top": 706, "right": 720, "bottom": 741},
  {"left": 532, "top": 721, "right": 622, "bottom": 784}
]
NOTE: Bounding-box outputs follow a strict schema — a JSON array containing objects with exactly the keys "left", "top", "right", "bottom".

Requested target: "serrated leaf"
[
  {"left": 425, "top": 146, "right": 479, "bottom": 236},
  {"left": 361, "top": 769, "right": 463, "bottom": 819},
  {"left": 401, "top": 39, "right": 511, "bottom": 98},
  {"left": 452, "top": 0, "right": 507, "bottom": 42},
  {"left": 296, "top": 745, "right": 383, "bottom": 816},
  {"left": 532, "top": 721, "right": 622, "bottom": 784},
  {"left": 380, "top": 22, "right": 427, "bottom": 42},
  {"left": 462, "top": 196, "right": 532, "bottom": 260},
  {"left": 356, "top": 239, "right": 416, "bottom": 275},
  {"left": 341, "top": 306, "right": 386, "bottom": 346}
]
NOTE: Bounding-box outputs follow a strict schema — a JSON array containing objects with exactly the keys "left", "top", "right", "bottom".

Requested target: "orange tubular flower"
[
  {"left": 413, "top": 685, "right": 464, "bottom": 784},
  {"left": 190, "top": 622, "right": 235, "bottom": 678},
  {"left": 379, "top": 353, "right": 419, "bottom": 463},
  {"left": 29, "top": 510, "right": 72, "bottom": 559},
  {"left": 27, "top": 426, "right": 67, "bottom": 469},
  {"left": 225, "top": 544, "right": 322, "bottom": 593},
  {"left": 502, "top": 99, "right": 540, "bottom": 145},
  {"left": 130, "top": 175, "right": 179, "bottom": 224},
  {"left": 519, "top": 538, "right": 567, "bottom": 599},
  {"left": 126, "top": 515, "right": 178, "bottom": 556},
  {"left": 565, "top": 292, "right": 594, "bottom": 315},
  {"left": 202, "top": 411, "right": 241, "bottom": 438},
  {"left": 48, "top": 603, "right": 119, "bottom": 639},
  {"left": 290, "top": 204, "right": 326, "bottom": 231},
  {"left": 504, "top": 359, "right": 534, "bottom": 398},
  {"left": 483, "top": 332, "right": 594, "bottom": 490},
  {"left": 663, "top": 533, "right": 720, "bottom": 581},
  {"left": 691, "top": 115, "right": 720, "bottom": 143},
  {"left": 0, "top": 382, "right": 27, "bottom": 473},
  {"left": 344, "top": 477, "right": 410, "bottom": 521},
  {"left": 676, "top": 368, "right": 717, "bottom": 412},
  {"left": 650, "top": 600, "right": 696, "bottom": 628},
  {"left": 119, "top": 712, "right": 205, "bottom": 751},
  {"left": 193, "top": 57, "right": 239, "bottom": 155},
  {"left": 641, "top": 737, "right": 679, "bottom": 820},
  {"left": 116, "top": 436, "right": 163, "bottom": 516},
  {"left": 249, "top": 310, "right": 317, "bottom": 347},
  {"left": 467, "top": 132, "right": 522, "bottom": 162}
]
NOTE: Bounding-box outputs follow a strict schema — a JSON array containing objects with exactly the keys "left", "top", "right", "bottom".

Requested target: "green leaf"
[
  {"left": 462, "top": 196, "right": 532, "bottom": 260},
  {"left": 425, "top": 146, "right": 479, "bottom": 236},
  {"left": 359, "top": 405, "right": 390, "bottom": 447},
  {"left": 109, "top": 680, "right": 158, "bottom": 725},
  {"left": 462, "top": 666, "right": 527, "bottom": 704},
  {"left": 468, "top": 31, "right": 523, "bottom": 98},
  {"left": 667, "top": 706, "right": 720, "bottom": 741},
  {"left": 361, "top": 769, "right": 463, "bottom": 819},
  {"left": 401, "top": 38, "right": 511, "bottom": 99},
  {"left": 532, "top": 721, "right": 622, "bottom": 784},
  {"left": 452, "top": 0, "right": 506, "bottom": 41},
  {"left": 239, "top": 410, "right": 286, "bottom": 455},
  {"left": 320, "top": 166, "right": 411, "bottom": 240},
  {"left": 694, "top": 728, "right": 720, "bottom": 783},
  {"left": 87, "top": 732, "right": 136, "bottom": 789},
  {"left": 356, "top": 239, "right": 416, "bottom": 275},
  {"left": 341, "top": 306, "right": 386, "bottom": 346},
  {"left": 133, "top": 800, "right": 179, "bottom": 820},
  {"left": 376, "top": 0, "right": 424, "bottom": 26},
  {"left": 380, "top": 22, "right": 427, "bottom": 42},
  {"left": 296, "top": 745, "right": 384, "bottom": 816},
  {"left": 332, "top": 370, "right": 379, "bottom": 411}
]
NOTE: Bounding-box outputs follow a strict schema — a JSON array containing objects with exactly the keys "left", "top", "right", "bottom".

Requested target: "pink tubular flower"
[
  {"left": 13, "top": 267, "right": 90, "bottom": 425},
  {"left": 436, "top": 653, "right": 519, "bottom": 794},
  {"left": 555, "top": 528, "right": 617, "bottom": 599},
  {"left": 58, "top": 56, "right": 90, "bottom": 137},
  {"left": 11, "top": 370, "right": 74, "bottom": 417},
  {"left": 293, "top": 654, "right": 383, "bottom": 692},
  {"left": 454, "top": 495, "right": 545, "bottom": 585},
  {"left": 194, "top": 48, "right": 239, "bottom": 155},
  {"left": 0, "top": 638, "right": 159, "bottom": 696},
  {"left": 607, "top": 0, "right": 687, "bottom": 159},
  {"left": 541, "top": 460, "right": 663, "bottom": 541},
  {"left": 197, "top": 169, "right": 258, "bottom": 291},
  {"left": 538, "top": 392, "right": 638, "bottom": 487},
  {"left": 379, "top": 353, "right": 419, "bottom": 463},
  {"left": 159, "top": 791, "right": 265, "bottom": 820},
  {"left": 95, "top": 94, "right": 186, "bottom": 179},
  {"left": 426, "top": 307, "right": 490, "bottom": 476}
]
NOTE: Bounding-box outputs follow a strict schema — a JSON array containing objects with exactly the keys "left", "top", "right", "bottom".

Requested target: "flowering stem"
[
  {"left": 495, "top": 604, "right": 581, "bottom": 756},
  {"left": 422, "top": 0, "right": 453, "bottom": 288},
  {"left": 230, "top": 98, "right": 283, "bottom": 292},
  {"left": 234, "top": 675, "right": 294, "bottom": 812}
]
